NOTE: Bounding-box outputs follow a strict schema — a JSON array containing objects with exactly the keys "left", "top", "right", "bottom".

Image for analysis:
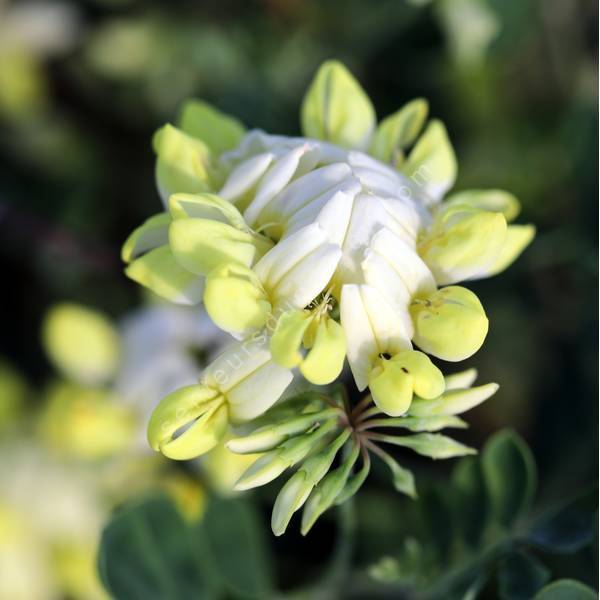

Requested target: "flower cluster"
[{"left": 123, "top": 60, "right": 534, "bottom": 533}]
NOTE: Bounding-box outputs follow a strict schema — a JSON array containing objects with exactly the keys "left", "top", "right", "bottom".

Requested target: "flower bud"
[
  {"left": 271, "top": 430, "right": 350, "bottom": 535},
  {"left": 234, "top": 419, "right": 339, "bottom": 490},
  {"left": 444, "top": 368, "right": 478, "bottom": 390},
  {"left": 301, "top": 440, "right": 360, "bottom": 535},
  {"left": 233, "top": 451, "right": 289, "bottom": 491},
  {"left": 444, "top": 189, "right": 521, "bottom": 222},
  {"left": 384, "top": 433, "right": 476, "bottom": 459},
  {"left": 271, "top": 471, "right": 310, "bottom": 536},
  {"left": 301, "top": 60, "right": 375, "bottom": 150},
  {"left": 169, "top": 192, "right": 247, "bottom": 227},
  {"left": 147, "top": 384, "right": 227, "bottom": 460},
  {"left": 42, "top": 303, "right": 120, "bottom": 386},
  {"left": 169, "top": 218, "right": 270, "bottom": 276},
  {"left": 487, "top": 224, "right": 535, "bottom": 276},
  {"left": 410, "top": 382, "right": 499, "bottom": 417},
  {"left": 227, "top": 408, "right": 340, "bottom": 454},
  {"left": 419, "top": 209, "right": 507, "bottom": 284},
  {"left": 121, "top": 212, "right": 170, "bottom": 263},
  {"left": 370, "top": 98, "right": 428, "bottom": 164},
  {"left": 410, "top": 286, "right": 489, "bottom": 361},
  {"left": 153, "top": 124, "right": 214, "bottom": 204},
  {"left": 125, "top": 245, "right": 205, "bottom": 305},
  {"left": 178, "top": 99, "right": 245, "bottom": 155},
  {"left": 203, "top": 263, "right": 271, "bottom": 334},
  {"left": 401, "top": 120, "right": 457, "bottom": 202}
]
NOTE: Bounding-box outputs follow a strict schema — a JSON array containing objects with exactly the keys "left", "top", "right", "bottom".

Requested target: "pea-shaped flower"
[
  {"left": 147, "top": 337, "right": 292, "bottom": 459},
  {"left": 122, "top": 59, "right": 535, "bottom": 534}
]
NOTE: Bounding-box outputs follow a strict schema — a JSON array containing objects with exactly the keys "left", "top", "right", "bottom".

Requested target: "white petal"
[
  {"left": 347, "top": 150, "right": 405, "bottom": 179},
  {"left": 368, "top": 228, "right": 436, "bottom": 297},
  {"left": 254, "top": 223, "right": 328, "bottom": 288},
  {"left": 312, "top": 189, "right": 357, "bottom": 246},
  {"left": 336, "top": 193, "right": 389, "bottom": 284},
  {"left": 352, "top": 166, "right": 406, "bottom": 197},
  {"left": 361, "top": 252, "right": 413, "bottom": 336},
  {"left": 341, "top": 284, "right": 411, "bottom": 390},
  {"left": 227, "top": 360, "right": 293, "bottom": 422},
  {"left": 244, "top": 146, "right": 309, "bottom": 226},
  {"left": 284, "top": 182, "right": 359, "bottom": 243},
  {"left": 340, "top": 284, "right": 378, "bottom": 391},
  {"left": 263, "top": 163, "right": 352, "bottom": 223},
  {"left": 379, "top": 197, "right": 423, "bottom": 245},
  {"left": 360, "top": 285, "right": 412, "bottom": 356},
  {"left": 273, "top": 243, "right": 342, "bottom": 308},
  {"left": 202, "top": 336, "right": 272, "bottom": 392},
  {"left": 219, "top": 152, "right": 274, "bottom": 203}
]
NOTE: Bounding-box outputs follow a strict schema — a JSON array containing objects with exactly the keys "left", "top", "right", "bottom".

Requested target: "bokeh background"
[{"left": 0, "top": 0, "right": 597, "bottom": 598}]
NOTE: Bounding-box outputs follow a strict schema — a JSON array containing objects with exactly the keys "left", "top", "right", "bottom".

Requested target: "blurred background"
[{"left": 0, "top": 0, "right": 597, "bottom": 598}]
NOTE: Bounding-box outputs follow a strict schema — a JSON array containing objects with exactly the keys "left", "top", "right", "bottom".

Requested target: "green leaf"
[
  {"left": 301, "top": 60, "right": 375, "bottom": 150},
  {"left": 98, "top": 495, "right": 220, "bottom": 600},
  {"left": 533, "top": 580, "right": 598, "bottom": 600},
  {"left": 498, "top": 550, "right": 550, "bottom": 600},
  {"left": 370, "top": 98, "right": 428, "bottom": 163},
  {"left": 178, "top": 99, "right": 245, "bottom": 155},
  {"left": 451, "top": 456, "right": 489, "bottom": 547},
  {"left": 481, "top": 429, "right": 537, "bottom": 528},
  {"left": 525, "top": 488, "right": 597, "bottom": 554},
  {"left": 418, "top": 486, "right": 455, "bottom": 562},
  {"left": 201, "top": 498, "right": 273, "bottom": 598}
]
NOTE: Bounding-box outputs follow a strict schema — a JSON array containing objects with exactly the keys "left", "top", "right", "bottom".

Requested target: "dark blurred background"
[{"left": 0, "top": 0, "right": 597, "bottom": 594}]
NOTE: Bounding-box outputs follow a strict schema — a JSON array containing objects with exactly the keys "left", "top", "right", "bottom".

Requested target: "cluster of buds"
[
  {"left": 227, "top": 369, "right": 496, "bottom": 535},
  {"left": 123, "top": 61, "right": 534, "bottom": 533}
]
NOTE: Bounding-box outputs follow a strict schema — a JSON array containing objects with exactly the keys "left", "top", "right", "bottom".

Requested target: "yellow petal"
[
  {"left": 300, "top": 318, "right": 346, "bottom": 385},
  {"left": 368, "top": 359, "right": 415, "bottom": 416},
  {"left": 370, "top": 98, "right": 428, "bottom": 163},
  {"left": 147, "top": 384, "right": 225, "bottom": 460},
  {"left": 204, "top": 263, "right": 271, "bottom": 334},
  {"left": 391, "top": 350, "right": 445, "bottom": 399},
  {"left": 125, "top": 245, "right": 204, "bottom": 305},
  {"left": 419, "top": 210, "right": 507, "bottom": 285},
  {"left": 39, "top": 383, "right": 135, "bottom": 459},
  {"left": 121, "top": 212, "right": 171, "bottom": 263},
  {"left": 154, "top": 124, "right": 213, "bottom": 203},
  {"left": 160, "top": 402, "right": 228, "bottom": 460},
  {"left": 169, "top": 218, "right": 266, "bottom": 276},
  {"left": 178, "top": 99, "right": 245, "bottom": 155},
  {"left": 411, "top": 286, "right": 489, "bottom": 361},
  {"left": 270, "top": 309, "right": 312, "bottom": 368},
  {"left": 487, "top": 224, "right": 535, "bottom": 276},
  {"left": 168, "top": 192, "right": 247, "bottom": 228},
  {"left": 402, "top": 120, "right": 457, "bottom": 202},
  {"left": 301, "top": 60, "right": 375, "bottom": 150},
  {"left": 42, "top": 303, "right": 120, "bottom": 385},
  {"left": 445, "top": 189, "right": 521, "bottom": 222}
]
